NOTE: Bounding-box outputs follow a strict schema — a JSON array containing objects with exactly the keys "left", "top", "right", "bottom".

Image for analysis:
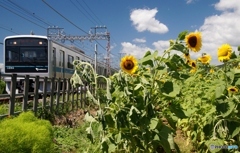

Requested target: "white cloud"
[
  {"left": 120, "top": 40, "right": 183, "bottom": 60},
  {"left": 152, "top": 40, "right": 169, "bottom": 51},
  {"left": 152, "top": 40, "right": 183, "bottom": 57},
  {"left": 133, "top": 38, "right": 146, "bottom": 43},
  {"left": 110, "top": 43, "right": 117, "bottom": 51},
  {"left": 186, "top": 0, "right": 193, "bottom": 4},
  {"left": 130, "top": 8, "right": 168, "bottom": 34},
  {"left": 120, "top": 42, "right": 153, "bottom": 59},
  {"left": 198, "top": 0, "right": 240, "bottom": 65}
]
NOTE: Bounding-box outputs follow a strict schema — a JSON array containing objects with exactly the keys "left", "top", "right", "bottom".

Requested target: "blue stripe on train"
[{"left": 54, "top": 67, "right": 75, "bottom": 74}]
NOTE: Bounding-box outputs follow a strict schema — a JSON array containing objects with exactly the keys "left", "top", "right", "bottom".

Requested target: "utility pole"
[
  {"left": 47, "top": 26, "right": 111, "bottom": 76},
  {"left": 94, "top": 44, "right": 97, "bottom": 73}
]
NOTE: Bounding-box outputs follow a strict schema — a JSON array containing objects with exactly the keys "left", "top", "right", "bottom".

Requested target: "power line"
[
  {"left": 0, "top": 26, "right": 20, "bottom": 34},
  {"left": 0, "top": 3, "right": 46, "bottom": 29},
  {"left": 70, "top": 0, "right": 98, "bottom": 25},
  {"left": 82, "top": 0, "right": 105, "bottom": 25},
  {"left": 7, "top": 0, "right": 54, "bottom": 26},
  {"left": 42, "top": 0, "right": 88, "bottom": 34},
  {"left": 42, "top": 0, "right": 109, "bottom": 53}
]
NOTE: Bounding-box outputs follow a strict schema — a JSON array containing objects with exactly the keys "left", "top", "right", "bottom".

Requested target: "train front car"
[{"left": 3, "top": 35, "right": 49, "bottom": 94}]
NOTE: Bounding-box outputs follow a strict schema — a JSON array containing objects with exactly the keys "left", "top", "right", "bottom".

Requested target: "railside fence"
[{"left": 0, "top": 73, "right": 106, "bottom": 119}]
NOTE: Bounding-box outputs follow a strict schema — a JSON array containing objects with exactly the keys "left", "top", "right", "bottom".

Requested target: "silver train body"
[{"left": 2, "top": 35, "right": 113, "bottom": 94}]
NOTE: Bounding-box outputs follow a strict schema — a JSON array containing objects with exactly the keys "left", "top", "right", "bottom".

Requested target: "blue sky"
[{"left": 1, "top": 0, "right": 240, "bottom": 68}]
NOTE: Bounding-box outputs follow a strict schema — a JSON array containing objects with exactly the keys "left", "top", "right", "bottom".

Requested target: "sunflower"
[
  {"left": 188, "top": 60, "right": 197, "bottom": 69},
  {"left": 190, "top": 68, "right": 197, "bottom": 73},
  {"left": 227, "top": 86, "right": 238, "bottom": 94},
  {"left": 184, "top": 53, "right": 191, "bottom": 61},
  {"left": 209, "top": 69, "right": 215, "bottom": 73},
  {"left": 185, "top": 32, "right": 202, "bottom": 52},
  {"left": 217, "top": 44, "right": 232, "bottom": 62},
  {"left": 198, "top": 54, "right": 211, "bottom": 64},
  {"left": 120, "top": 55, "right": 138, "bottom": 74}
]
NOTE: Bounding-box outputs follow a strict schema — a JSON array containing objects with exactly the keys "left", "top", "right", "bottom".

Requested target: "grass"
[{"left": 53, "top": 114, "right": 101, "bottom": 153}]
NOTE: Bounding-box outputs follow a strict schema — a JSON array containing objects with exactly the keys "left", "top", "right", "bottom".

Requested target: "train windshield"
[{"left": 4, "top": 37, "right": 48, "bottom": 73}]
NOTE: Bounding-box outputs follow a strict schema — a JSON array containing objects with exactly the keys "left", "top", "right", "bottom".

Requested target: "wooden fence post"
[
  {"left": 66, "top": 79, "right": 70, "bottom": 102},
  {"left": 42, "top": 77, "right": 48, "bottom": 109},
  {"left": 76, "top": 84, "right": 79, "bottom": 109},
  {"left": 62, "top": 78, "right": 66, "bottom": 112},
  {"left": 71, "top": 84, "right": 74, "bottom": 111},
  {"left": 50, "top": 77, "right": 55, "bottom": 113},
  {"left": 9, "top": 74, "right": 17, "bottom": 116},
  {"left": 80, "top": 85, "right": 83, "bottom": 108},
  {"left": 56, "top": 78, "right": 61, "bottom": 114},
  {"left": 33, "top": 76, "right": 40, "bottom": 115},
  {"left": 22, "top": 75, "right": 29, "bottom": 111}
]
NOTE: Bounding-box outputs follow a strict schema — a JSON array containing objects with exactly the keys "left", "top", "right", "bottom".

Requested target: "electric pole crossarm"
[{"left": 47, "top": 26, "right": 112, "bottom": 76}]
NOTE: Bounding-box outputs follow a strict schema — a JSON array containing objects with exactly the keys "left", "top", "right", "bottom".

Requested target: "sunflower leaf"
[
  {"left": 177, "top": 31, "right": 188, "bottom": 41},
  {"left": 139, "top": 50, "right": 158, "bottom": 66}
]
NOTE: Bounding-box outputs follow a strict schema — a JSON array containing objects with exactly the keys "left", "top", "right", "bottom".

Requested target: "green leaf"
[
  {"left": 169, "top": 103, "right": 187, "bottom": 118},
  {"left": 226, "top": 71, "right": 235, "bottom": 84},
  {"left": 149, "top": 118, "right": 159, "bottom": 130},
  {"left": 161, "top": 81, "right": 181, "bottom": 97},
  {"left": 216, "top": 101, "right": 235, "bottom": 118},
  {"left": 134, "top": 83, "right": 142, "bottom": 90},
  {"left": 215, "top": 84, "right": 225, "bottom": 99},
  {"left": 84, "top": 112, "right": 97, "bottom": 123},
  {"left": 86, "top": 126, "right": 95, "bottom": 143},
  {"left": 141, "top": 77, "right": 150, "bottom": 85},
  {"left": 228, "top": 122, "right": 240, "bottom": 138},
  {"left": 178, "top": 31, "right": 188, "bottom": 41},
  {"left": 86, "top": 90, "right": 98, "bottom": 104},
  {"left": 143, "top": 50, "right": 152, "bottom": 57},
  {"left": 139, "top": 50, "right": 158, "bottom": 66},
  {"left": 159, "top": 125, "right": 178, "bottom": 153},
  {"left": 171, "top": 43, "right": 185, "bottom": 53},
  {"left": 104, "top": 113, "right": 115, "bottom": 128},
  {"left": 205, "top": 139, "right": 225, "bottom": 153},
  {"left": 230, "top": 51, "right": 237, "bottom": 59}
]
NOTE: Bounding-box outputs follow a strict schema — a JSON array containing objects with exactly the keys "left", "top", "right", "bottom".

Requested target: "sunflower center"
[
  {"left": 188, "top": 36, "right": 197, "bottom": 47},
  {"left": 192, "top": 62, "right": 196, "bottom": 67},
  {"left": 230, "top": 88, "right": 236, "bottom": 92},
  {"left": 124, "top": 60, "right": 134, "bottom": 70}
]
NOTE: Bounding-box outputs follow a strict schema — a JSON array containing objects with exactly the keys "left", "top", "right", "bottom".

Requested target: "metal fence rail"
[{"left": 0, "top": 73, "right": 106, "bottom": 118}]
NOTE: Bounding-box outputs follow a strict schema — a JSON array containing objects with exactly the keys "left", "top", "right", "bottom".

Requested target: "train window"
[
  {"left": 6, "top": 50, "right": 19, "bottom": 62},
  {"left": 68, "top": 55, "right": 74, "bottom": 69},
  {"left": 76, "top": 56, "right": 80, "bottom": 61},
  {"left": 59, "top": 50, "right": 64, "bottom": 67}
]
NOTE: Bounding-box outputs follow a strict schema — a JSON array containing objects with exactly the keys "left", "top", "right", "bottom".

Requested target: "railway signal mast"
[{"left": 47, "top": 26, "right": 111, "bottom": 76}]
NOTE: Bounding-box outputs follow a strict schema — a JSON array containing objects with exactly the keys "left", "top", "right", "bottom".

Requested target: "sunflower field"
[{"left": 71, "top": 31, "right": 240, "bottom": 153}]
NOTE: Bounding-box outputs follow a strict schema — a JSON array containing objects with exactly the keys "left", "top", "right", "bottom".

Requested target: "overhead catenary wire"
[
  {"left": 7, "top": 0, "right": 54, "bottom": 26},
  {"left": 42, "top": 0, "right": 115, "bottom": 60},
  {"left": 70, "top": 0, "right": 98, "bottom": 25},
  {"left": 0, "top": 26, "right": 20, "bottom": 35},
  {"left": 0, "top": 3, "right": 46, "bottom": 30}
]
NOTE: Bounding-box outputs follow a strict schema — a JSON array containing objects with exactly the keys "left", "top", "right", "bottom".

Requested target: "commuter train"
[{"left": 2, "top": 34, "right": 115, "bottom": 94}]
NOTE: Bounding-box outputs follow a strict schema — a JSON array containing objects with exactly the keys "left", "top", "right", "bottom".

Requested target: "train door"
[
  {"left": 60, "top": 50, "right": 65, "bottom": 78},
  {"left": 52, "top": 47, "right": 56, "bottom": 78}
]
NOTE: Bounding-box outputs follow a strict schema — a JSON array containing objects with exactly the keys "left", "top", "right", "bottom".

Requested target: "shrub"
[
  {"left": 0, "top": 80, "right": 6, "bottom": 94},
  {"left": 0, "top": 111, "right": 54, "bottom": 153}
]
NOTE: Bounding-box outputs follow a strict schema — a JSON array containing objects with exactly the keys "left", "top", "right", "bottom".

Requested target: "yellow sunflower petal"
[
  {"left": 217, "top": 44, "right": 232, "bottom": 62},
  {"left": 227, "top": 86, "right": 238, "bottom": 93},
  {"left": 120, "top": 55, "right": 138, "bottom": 74},
  {"left": 198, "top": 54, "right": 211, "bottom": 64},
  {"left": 185, "top": 32, "right": 202, "bottom": 52}
]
